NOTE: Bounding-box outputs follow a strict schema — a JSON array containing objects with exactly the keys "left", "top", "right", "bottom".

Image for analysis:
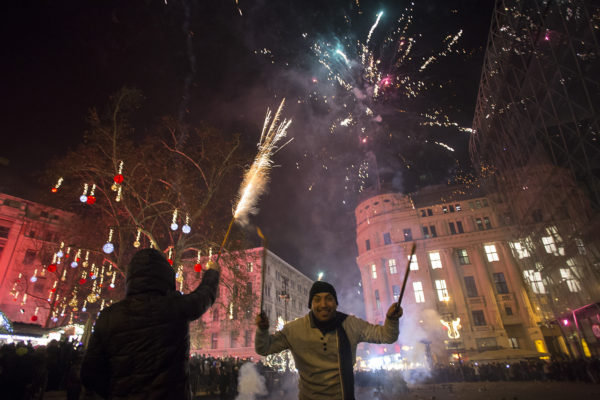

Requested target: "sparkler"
[
  {"left": 216, "top": 100, "right": 292, "bottom": 262},
  {"left": 397, "top": 243, "right": 416, "bottom": 307}
]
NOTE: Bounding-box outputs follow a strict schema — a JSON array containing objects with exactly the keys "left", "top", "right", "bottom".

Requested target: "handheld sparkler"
[
  {"left": 397, "top": 243, "right": 417, "bottom": 307},
  {"left": 256, "top": 227, "right": 268, "bottom": 313},
  {"left": 214, "top": 100, "right": 292, "bottom": 263}
]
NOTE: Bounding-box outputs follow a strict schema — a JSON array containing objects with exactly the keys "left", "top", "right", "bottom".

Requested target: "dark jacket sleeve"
[
  {"left": 80, "top": 313, "right": 110, "bottom": 398},
  {"left": 174, "top": 268, "right": 220, "bottom": 321}
]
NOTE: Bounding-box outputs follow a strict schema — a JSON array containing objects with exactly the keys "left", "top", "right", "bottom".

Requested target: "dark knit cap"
[{"left": 308, "top": 281, "right": 338, "bottom": 308}]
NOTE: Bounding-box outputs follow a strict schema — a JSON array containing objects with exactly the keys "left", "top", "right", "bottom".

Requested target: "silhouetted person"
[{"left": 81, "top": 248, "right": 220, "bottom": 399}]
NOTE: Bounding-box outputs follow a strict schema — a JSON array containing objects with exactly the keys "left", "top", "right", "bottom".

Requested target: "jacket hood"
[{"left": 126, "top": 249, "right": 175, "bottom": 296}]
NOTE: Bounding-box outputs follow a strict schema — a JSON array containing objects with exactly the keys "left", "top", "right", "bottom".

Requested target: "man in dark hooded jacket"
[{"left": 80, "top": 248, "right": 219, "bottom": 399}]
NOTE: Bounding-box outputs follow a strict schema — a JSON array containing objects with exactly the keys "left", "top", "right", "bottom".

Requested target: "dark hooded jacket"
[{"left": 80, "top": 249, "right": 219, "bottom": 399}]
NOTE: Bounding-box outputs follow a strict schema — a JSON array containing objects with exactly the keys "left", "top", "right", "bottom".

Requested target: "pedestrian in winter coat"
[
  {"left": 255, "top": 281, "right": 403, "bottom": 400},
  {"left": 80, "top": 248, "right": 220, "bottom": 399}
]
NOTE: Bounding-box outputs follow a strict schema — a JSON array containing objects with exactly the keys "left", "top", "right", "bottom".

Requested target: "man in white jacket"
[{"left": 255, "top": 281, "right": 403, "bottom": 400}]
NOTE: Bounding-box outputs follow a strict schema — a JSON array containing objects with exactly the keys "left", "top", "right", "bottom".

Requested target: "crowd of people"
[
  {"left": 0, "top": 339, "right": 83, "bottom": 400},
  {"left": 1, "top": 339, "right": 600, "bottom": 399}
]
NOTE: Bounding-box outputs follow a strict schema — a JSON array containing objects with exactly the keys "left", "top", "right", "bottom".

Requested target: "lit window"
[
  {"left": 455, "top": 204, "right": 462, "bottom": 211},
  {"left": 575, "top": 238, "right": 586, "bottom": 255},
  {"left": 388, "top": 259, "right": 397, "bottom": 274},
  {"left": 542, "top": 236, "right": 557, "bottom": 255},
  {"left": 484, "top": 217, "right": 492, "bottom": 229},
  {"left": 392, "top": 285, "right": 400, "bottom": 301},
  {"left": 511, "top": 241, "right": 530, "bottom": 259},
  {"left": 484, "top": 244, "right": 499, "bottom": 262},
  {"left": 435, "top": 279, "right": 449, "bottom": 301},
  {"left": 508, "top": 337, "right": 519, "bottom": 348},
  {"left": 408, "top": 255, "right": 419, "bottom": 270},
  {"left": 403, "top": 228, "right": 413, "bottom": 241},
  {"left": 560, "top": 268, "right": 581, "bottom": 293},
  {"left": 476, "top": 218, "right": 484, "bottom": 230},
  {"left": 457, "top": 249, "right": 470, "bottom": 265},
  {"left": 524, "top": 270, "right": 545, "bottom": 294},
  {"left": 429, "top": 251, "right": 442, "bottom": 269},
  {"left": 543, "top": 226, "right": 564, "bottom": 256},
  {"left": 413, "top": 281, "right": 425, "bottom": 303},
  {"left": 442, "top": 205, "right": 448, "bottom": 214},
  {"left": 371, "top": 264, "right": 377, "bottom": 279}
]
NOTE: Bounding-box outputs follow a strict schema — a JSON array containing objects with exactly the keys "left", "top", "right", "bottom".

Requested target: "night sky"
[{"left": 1, "top": 0, "right": 494, "bottom": 315}]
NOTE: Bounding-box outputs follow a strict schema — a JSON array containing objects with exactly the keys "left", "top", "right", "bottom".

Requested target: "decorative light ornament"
[
  {"left": 70, "top": 249, "right": 81, "bottom": 268},
  {"left": 181, "top": 213, "right": 191, "bottom": 234},
  {"left": 82, "top": 300, "right": 87, "bottom": 312},
  {"left": 79, "top": 183, "right": 89, "bottom": 203},
  {"left": 115, "top": 185, "right": 122, "bottom": 202},
  {"left": 70, "top": 261, "right": 78, "bottom": 268},
  {"left": 133, "top": 228, "right": 141, "bottom": 248},
  {"left": 111, "top": 183, "right": 118, "bottom": 191},
  {"left": 47, "top": 264, "right": 57, "bottom": 273},
  {"left": 194, "top": 250, "right": 202, "bottom": 272},
  {"left": 109, "top": 274, "right": 116, "bottom": 288},
  {"left": 114, "top": 161, "right": 125, "bottom": 183},
  {"left": 86, "top": 184, "right": 97, "bottom": 205},
  {"left": 51, "top": 177, "right": 63, "bottom": 193},
  {"left": 30, "top": 269, "right": 38, "bottom": 283},
  {"left": 61, "top": 269, "right": 67, "bottom": 281},
  {"left": 167, "top": 248, "right": 174, "bottom": 265},
  {"left": 103, "top": 229, "right": 115, "bottom": 254},
  {"left": 170, "top": 209, "right": 179, "bottom": 231},
  {"left": 90, "top": 263, "right": 96, "bottom": 279},
  {"left": 82, "top": 251, "right": 89, "bottom": 268},
  {"left": 31, "top": 308, "right": 39, "bottom": 322}
]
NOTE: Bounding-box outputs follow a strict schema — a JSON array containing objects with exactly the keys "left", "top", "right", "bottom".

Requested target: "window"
[
  {"left": 374, "top": 290, "right": 381, "bottom": 310},
  {"left": 371, "top": 264, "right": 377, "bottom": 279},
  {"left": 212, "top": 309, "right": 219, "bottom": 321},
  {"left": 542, "top": 228, "right": 564, "bottom": 256},
  {"left": 484, "top": 244, "right": 499, "bottom": 262},
  {"left": 0, "top": 226, "right": 9, "bottom": 239},
  {"left": 524, "top": 270, "right": 545, "bottom": 294},
  {"left": 469, "top": 201, "right": 475, "bottom": 210},
  {"left": 449, "top": 222, "right": 456, "bottom": 235},
  {"left": 388, "top": 259, "right": 397, "bottom": 274},
  {"left": 427, "top": 209, "right": 433, "bottom": 216},
  {"left": 429, "top": 226, "right": 437, "bottom": 238},
  {"left": 484, "top": 217, "right": 492, "bottom": 229},
  {"left": 449, "top": 205, "right": 455, "bottom": 212},
  {"left": 40, "top": 211, "right": 49, "bottom": 218},
  {"left": 464, "top": 276, "right": 478, "bottom": 297},
  {"left": 247, "top": 262, "right": 253, "bottom": 272},
  {"left": 575, "top": 238, "right": 586, "bottom": 255},
  {"left": 230, "top": 332, "right": 238, "bottom": 348},
  {"left": 413, "top": 281, "right": 425, "bottom": 303},
  {"left": 475, "top": 200, "right": 482, "bottom": 209},
  {"left": 429, "top": 251, "right": 442, "bottom": 269},
  {"left": 403, "top": 229, "right": 413, "bottom": 241},
  {"left": 23, "top": 249, "right": 36, "bottom": 265},
  {"left": 435, "top": 279, "right": 449, "bottom": 301},
  {"left": 420, "top": 209, "right": 426, "bottom": 217},
  {"left": 383, "top": 232, "right": 391, "bottom": 245},
  {"left": 442, "top": 206, "right": 448, "bottom": 214},
  {"left": 472, "top": 310, "right": 486, "bottom": 326},
  {"left": 505, "top": 307, "right": 513, "bottom": 316},
  {"left": 245, "top": 330, "right": 252, "bottom": 347},
  {"left": 455, "top": 204, "right": 462, "bottom": 212},
  {"left": 508, "top": 337, "right": 519, "bottom": 348},
  {"left": 422, "top": 226, "right": 430, "bottom": 238},
  {"left": 365, "top": 239, "right": 371, "bottom": 251},
  {"left": 511, "top": 241, "right": 530, "bottom": 259},
  {"left": 246, "top": 282, "right": 253, "bottom": 296},
  {"left": 211, "top": 333, "right": 218, "bottom": 349},
  {"left": 482, "top": 199, "right": 489, "bottom": 207},
  {"left": 28, "top": 230, "right": 36, "bottom": 238},
  {"left": 476, "top": 218, "right": 484, "bottom": 231},
  {"left": 409, "top": 255, "right": 419, "bottom": 270},
  {"left": 457, "top": 249, "right": 470, "bottom": 265},
  {"left": 493, "top": 272, "right": 509, "bottom": 294},
  {"left": 392, "top": 285, "right": 400, "bottom": 302},
  {"left": 456, "top": 221, "right": 464, "bottom": 233},
  {"left": 560, "top": 268, "right": 581, "bottom": 292}
]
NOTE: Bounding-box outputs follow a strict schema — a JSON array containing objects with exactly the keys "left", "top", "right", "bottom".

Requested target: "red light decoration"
[
  {"left": 47, "top": 264, "right": 57, "bottom": 272},
  {"left": 51, "top": 187, "right": 58, "bottom": 193},
  {"left": 79, "top": 278, "right": 87, "bottom": 285},
  {"left": 168, "top": 259, "right": 174, "bottom": 266},
  {"left": 86, "top": 196, "right": 96, "bottom": 205},
  {"left": 194, "top": 263, "right": 203, "bottom": 272},
  {"left": 113, "top": 174, "right": 124, "bottom": 184},
  {"left": 31, "top": 315, "right": 38, "bottom": 322},
  {"left": 50, "top": 288, "right": 56, "bottom": 292},
  {"left": 562, "top": 319, "right": 570, "bottom": 326}
]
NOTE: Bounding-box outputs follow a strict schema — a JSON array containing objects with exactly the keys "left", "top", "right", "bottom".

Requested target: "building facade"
[
  {"left": 355, "top": 185, "right": 557, "bottom": 365},
  {"left": 189, "top": 248, "right": 312, "bottom": 359}
]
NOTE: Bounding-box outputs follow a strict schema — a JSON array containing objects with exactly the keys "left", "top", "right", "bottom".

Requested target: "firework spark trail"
[
  {"left": 366, "top": 11, "right": 384, "bottom": 44},
  {"left": 233, "top": 100, "right": 293, "bottom": 226}
]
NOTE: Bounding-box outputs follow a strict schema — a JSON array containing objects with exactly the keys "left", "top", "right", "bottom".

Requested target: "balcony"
[{"left": 467, "top": 296, "right": 486, "bottom": 307}]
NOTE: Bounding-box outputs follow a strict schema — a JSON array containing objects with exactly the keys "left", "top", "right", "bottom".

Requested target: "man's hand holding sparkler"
[
  {"left": 386, "top": 303, "right": 404, "bottom": 320},
  {"left": 204, "top": 260, "right": 219, "bottom": 272},
  {"left": 255, "top": 312, "right": 269, "bottom": 331}
]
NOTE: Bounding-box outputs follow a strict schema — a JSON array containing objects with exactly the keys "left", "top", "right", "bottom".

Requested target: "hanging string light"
[
  {"left": 30, "top": 269, "right": 38, "bottom": 283},
  {"left": 51, "top": 177, "right": 63, "bottom": 193},
  {"left": 167, "top": 248, "right": 174, "bottom": 265},
  {"left": 31, "top": 307, "right": 39, "bottom": 322},
  {"left": 115, "top": 185, "right": 122, "bottom": 202},
  {"left": 182, "top": 213, "right": 191, "bottom": 234},
  {"left": 56, "top": 242, "right": 65, "bottom": 258},
  {"left": 87, "top": 184, "right": 97, "bottom": 205},
  {"left": 90, "top": 263, "right": 96, "bottom": 280},
  {"left": 176, "top": 264, "right": 184, "bottom": 292},
  {"left": 194, "top": 250, "right": 202, "bottom": 272},
  {"left": 71, "top": 249, "right": 81, "bottom": 268},
  {"left": 109, "top": 274, "right": 116, "bottom": 289},
  {"left": 171, "top": 209, "right": 179, "bottom": 231},
  {"left": 81, "top": 300, "right": 88, "bottom": 312},
  {"left": 133, "top": 228, "right": 141, "bottom": 248},
  {"left": 79, "top": 183, "right": 89, "bottom": 203},
  {"left": 103, "top": 229, "right": 115, "bottom": 254}
]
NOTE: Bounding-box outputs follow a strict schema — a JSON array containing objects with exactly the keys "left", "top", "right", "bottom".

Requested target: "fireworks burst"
[{"left": 233, "top": 100, "right": 293, "bottom": 226}]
